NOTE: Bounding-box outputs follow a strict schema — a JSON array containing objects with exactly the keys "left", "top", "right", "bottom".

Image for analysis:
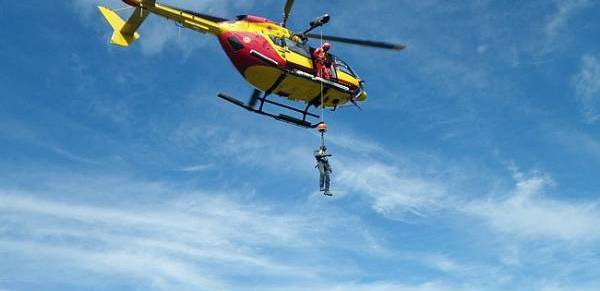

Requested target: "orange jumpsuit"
[{"left": 313, "top": 47, "right": 331, "bottom": 80}]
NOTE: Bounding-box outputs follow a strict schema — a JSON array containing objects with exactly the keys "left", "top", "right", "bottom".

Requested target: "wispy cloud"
[
  {"left": 178, "top": 163, "right": 213, "bottom": 172},
  {"left": 318, "top": 129, "right": 454, "bottom": 220},
  {"left": 170, "top": 115, "right": 453, "bottom": 221},
  {"left": 465, "top": 169, "right": 600, "bottom": 242},
  {"left": 0, "top": 117, "right": 101, "bottom": 165},
  {"left": 553, "top": 128, "right": 600, "bottom": 163},
  {"left": 170, "top": 118, "right": 318, "bottom": 176},
  {"left": 290, "top": 281, "right": 465, "bottom": 291},
  {"left": 0, "top": 178, "right": 382, "bottom": 290},
  {"left": 326, "top": 132, "right": 389, "bottom": 157},
  {"left": 417, "top": 253, "right": 471, "bottom": 274},
  {"left": 573, "top": 54, "right": 600, "bottom": 123},
  {"left": 536, "top": 282, "right": 600, "bottom": 291},
  {"left": 336, "top": 158, "right": 446, "bottom": 219},
  {"left": 544, "top": 0, "right": 592, "bottom": 43}
]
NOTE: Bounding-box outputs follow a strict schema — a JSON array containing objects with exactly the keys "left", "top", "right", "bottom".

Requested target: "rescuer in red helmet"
[{"left": 313, "top": 42, "right": 332, "bottom": 80}]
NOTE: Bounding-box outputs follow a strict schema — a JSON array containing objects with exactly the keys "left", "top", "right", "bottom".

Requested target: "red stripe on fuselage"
[{"left": 218, "top": 32, "right": 286, "bottom": 75}]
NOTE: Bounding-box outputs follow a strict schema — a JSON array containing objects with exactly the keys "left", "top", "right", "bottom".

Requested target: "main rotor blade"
[
  {"left": 282, "top": 0, "right": 295, "bottom": 27},
  {"left": 306, "top": 33, "right": 406, "bottom": 51}
]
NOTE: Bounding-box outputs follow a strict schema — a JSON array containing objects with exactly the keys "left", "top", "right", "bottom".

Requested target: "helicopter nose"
[{"left": 357, "top": 90, "right": 368, "bottom": 101}]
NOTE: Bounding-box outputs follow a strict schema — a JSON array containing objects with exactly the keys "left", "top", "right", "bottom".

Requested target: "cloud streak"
[
  {"left": 573, "top": 54, "right": 600, "bottom": 123},
  {"left": 0, "top": 180, "right": 381, "bottom": 290},
  {"left": 545, "top": 0, "right": 592, "bottom": 43},
  {"left": 336, "top": 157, "right": 447, "bottom": 219},
  {"left": 465, "top": 169, "right": 600, "bottom": 242}
]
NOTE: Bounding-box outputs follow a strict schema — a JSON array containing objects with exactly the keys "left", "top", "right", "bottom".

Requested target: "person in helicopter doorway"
[
  {"left": 313, "top": 42, "right": 333, "bottom": 80},
  {"left": 314, "top": 145, "right": 333, "bottom": 196}
]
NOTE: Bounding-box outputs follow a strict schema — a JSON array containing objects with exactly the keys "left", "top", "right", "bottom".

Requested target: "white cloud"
[
  {"left": 0, "top": 180, "right": 380, "bottom": 290},
  {"left": 537, "top": 283, "right": 600, "bottom": 291},
  {"left": 178, "top": 163, "right": 213, "bottom": 172},
  {"left": 170, "top": 118, "right": 451, "bottom": 221},
  {"left": 170, "top": 119, "right": 318, "bottom": 176},
  {"left": 71, "top": 0, "right": 108, "bottom": 20},
  {"left": 241, "top": 280, "right": 471, "bottom": 291},
  {"left": 554, "top": 128, "right": 600, "bottom": 162},
  {"left": 0, "top": 240, "right": 224, "bottom": 290},
  {"left": 418, "top": 253, "right": 470, "bottom": 274},
  {"left": 326, "top": 132, "right": 448, "bottom": 218},
  {"left": 336, "top": 158, "right": 446, "bottom": 220},
  {"left": 326, "top": 132, "right": 388, "bottom": 157},
  {"left": 0, "top": 117, "right": 101, "bottom": 165},
  {"left": 301, "top": 281, "right": 465, "bottom": 291},
  {"left": 465, "top": 170, "right": 600, "bottom": 242},
  {"left": 545, "top": 0, "right": 591, "bottom": 42},
  {"left": 573, "top": 54, "right": 600, "bottom": 123}
]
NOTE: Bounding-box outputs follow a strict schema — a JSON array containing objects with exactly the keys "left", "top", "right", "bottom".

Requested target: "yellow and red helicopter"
[{"left": 98, "top": 0, "right": 404, "bottom": 128}]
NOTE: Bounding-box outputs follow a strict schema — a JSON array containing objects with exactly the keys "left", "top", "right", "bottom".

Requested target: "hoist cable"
[{"left": 319, "top": 26, "right": 325, "bottom": 147}]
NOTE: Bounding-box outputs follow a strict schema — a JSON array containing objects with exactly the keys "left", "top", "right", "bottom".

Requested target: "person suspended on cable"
[
  {"left": 313, "top": 42, "right": 332, "bottom": 80},
  {"left": 314, "top": 145, "right": 333, "bottom": 196}
]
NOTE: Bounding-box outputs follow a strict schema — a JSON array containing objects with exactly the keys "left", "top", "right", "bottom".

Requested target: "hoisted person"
[
  {"left": 314, "top": 123, "right": 333, "bottom": 196},
  {"left": 314, "top": 145, "right": 333, "bottom": 196}
]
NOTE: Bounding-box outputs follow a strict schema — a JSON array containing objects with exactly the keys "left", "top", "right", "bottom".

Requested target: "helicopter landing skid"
[{"left": 217, "top": 92, "right": 322, "bottom": 129}]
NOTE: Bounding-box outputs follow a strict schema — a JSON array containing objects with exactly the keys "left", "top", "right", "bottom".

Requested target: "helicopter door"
[
  {"left": 282, "top": 38, "right": 314, "bottom": 72},
  {"left": 269, "top": 36, "right": 287, "bottom": 61}
]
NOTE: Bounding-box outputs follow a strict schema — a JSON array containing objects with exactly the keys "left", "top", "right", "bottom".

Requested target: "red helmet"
[{"left": 322, "top": 42, "right": 331, "bottom": 51}]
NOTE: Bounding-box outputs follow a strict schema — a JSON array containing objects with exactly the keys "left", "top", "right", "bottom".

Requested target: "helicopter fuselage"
[{"left": 110, "top": 0, "right": 367, "bottom": 108}]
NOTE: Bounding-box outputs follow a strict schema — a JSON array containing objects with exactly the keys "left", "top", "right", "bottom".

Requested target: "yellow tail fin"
[{"left": 98, "top": 6, "right": 148, "bottom": 47}]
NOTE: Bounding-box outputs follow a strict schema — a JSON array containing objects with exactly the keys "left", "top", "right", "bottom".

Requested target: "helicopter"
[{"left": 98, "top": 0, "right": 405, "bottom": 128}]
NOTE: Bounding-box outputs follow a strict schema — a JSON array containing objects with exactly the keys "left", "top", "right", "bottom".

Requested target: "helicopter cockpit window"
[
  {"left": 333, "top": 56, "right": 357, "bottom": 77},
  {"left": 269, "top": 36, "right": 285, "bottom": 47},
  {"left": 283, "top": 38, "right": 311, "bottom": 58}
]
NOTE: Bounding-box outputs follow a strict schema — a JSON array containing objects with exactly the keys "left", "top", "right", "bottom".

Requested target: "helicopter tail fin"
[{"left": 98, "top": 6, "right": 149, "bottom": 47}]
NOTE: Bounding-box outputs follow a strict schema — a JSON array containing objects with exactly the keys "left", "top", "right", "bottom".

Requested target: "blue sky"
[{"left": 1, "top": 0, "right": 600, "bottom": 290}]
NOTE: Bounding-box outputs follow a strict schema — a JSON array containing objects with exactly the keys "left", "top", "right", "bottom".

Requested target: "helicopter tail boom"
[{"left": 98, "top": 6, "right": 148, "bottom": 47}]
